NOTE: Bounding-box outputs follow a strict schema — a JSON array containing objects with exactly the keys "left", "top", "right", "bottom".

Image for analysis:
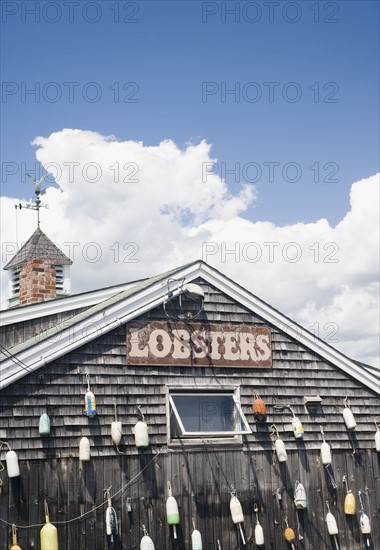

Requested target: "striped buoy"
[{"left": 84, "top": 374, "right": 97, "bottom": 417}]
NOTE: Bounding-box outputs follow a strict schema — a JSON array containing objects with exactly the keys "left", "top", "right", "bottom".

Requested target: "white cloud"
[{"left": 1, "top": 129, "right": 379, "bottom": 367}]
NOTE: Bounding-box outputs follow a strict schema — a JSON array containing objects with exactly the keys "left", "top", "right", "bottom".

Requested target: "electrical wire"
[
  {"left": 0, "top": 446, "right": 165, "bottom": 530},
  {"left": 0, "top": 344, "right": 35, "bottom": 377}
]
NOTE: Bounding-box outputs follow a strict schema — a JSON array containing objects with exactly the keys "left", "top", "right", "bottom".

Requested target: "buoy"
[
  {"left": 40, "top": 500, "right": 58, "bottom": 550},
  {"left": 6, "top": 449, "right": 20, "bottom": 478},
  {"left": 111, "top": 400, "right": 122, "bottom": 446},
  {"left": 289, "top": 407, "right": 304, "bottom": 438},
  {"left": 376, "top": 430, "right": 380, "bottom": 452},
  {"left": 84, "top": 373, "right": 96, "bottom": 417},
  {"left": 166, "top": 481, "right": 180, "bottom": 539},
  {"left": 133, "top": 405, "right": 149, "bottom": 448},
  {"left": 294, "top": 480, "right": 308, "bottom": 509},
  {"left": 133, "top": 421, "right": 149, "bottom": 448},
  {"left": 105, "top": 489, "right": 118, "bottom": 545},
  {"left": 325, "top": 500, "right": 339, "bottom": 548},
  {"left": 79, "top": 437, "right": 90, "bottom": 462},
  {"left": 270, "top": 424, "right": 288, "bottom": 462},
  {"left": 343, "top": 475, "right": 355, "bottom": 515},
  {"left": 375, "top": 417, "right": 380, "bottom": 452},
  {"left": 253, "top": 504, "right": 264, "bottom": 546},
  {"left": 358, "top": 490, "right": 371, "bottom": 548},
  {"left": 275, "top": 438, "right": 288, "bottom": 462},
  {"left": 284, "top": 518, "right": 296, "bottom": 550},
  {"left": 10, "top": 524, "right": 22, "bottom": 550},
  {"left": 344, "top": 491, "right": 356, "bottom": 515},
  {"left": 342, "top": 396, "right": 356, "bottom": 430},
  {"left": 191, "top": 519, "right": 203, "bottom": 550},
  {"left": 252, "top": 390, "right": 267, "bottom": 423},
  {"left": 360, "top": 513, "right": 371, "bottom": 534},
  {"left": 326, "top": 512, "right": 338, "bottom": 535},
  {"left": 229, "top": 491, "right": 245, "bottom": 545},
  {"left": 140, "top": 525, "right": 155, "bottom": 550},
  {"left": 320, "top": 427, "right": 332, "bottom": 465},
  {"left": 39, "top": 413, "right": 51, "bottom": 437}
]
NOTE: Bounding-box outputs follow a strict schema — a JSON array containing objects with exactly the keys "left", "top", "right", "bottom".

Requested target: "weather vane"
[{"left": 14, "top": 173, "right": 49, "bottom": 228}]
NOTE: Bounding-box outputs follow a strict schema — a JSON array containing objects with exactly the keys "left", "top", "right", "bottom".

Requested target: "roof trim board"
[
  {"left": 0, "top": 260, "right": 379, "bottom": 394},
  {"left": 0, "top": 280, "right": 143, "bottom": 326}
]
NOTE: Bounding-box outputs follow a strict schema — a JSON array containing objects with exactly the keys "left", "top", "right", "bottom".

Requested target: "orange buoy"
[{"left": 252, "top": 390, "right": 267, "bottom": 423}]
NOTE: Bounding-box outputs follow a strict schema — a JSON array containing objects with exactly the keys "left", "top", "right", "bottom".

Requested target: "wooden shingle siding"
[
  {"left": 0, "top": 280, "right": 379, "bottom": 548},
  {"left": 0, "top": 306, "right": 90, "bottom": 349}
]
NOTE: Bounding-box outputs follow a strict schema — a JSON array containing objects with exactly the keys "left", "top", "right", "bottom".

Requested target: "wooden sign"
[{"left": 126, "top": 321, "right": 272, "bottom": 367}]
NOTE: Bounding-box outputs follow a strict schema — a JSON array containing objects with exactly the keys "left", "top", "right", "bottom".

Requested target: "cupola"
[{"left": 3, "top": 227, "right": 72, "bottom": 307}]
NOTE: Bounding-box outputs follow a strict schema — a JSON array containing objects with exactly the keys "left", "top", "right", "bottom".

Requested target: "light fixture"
[{"left": 163, "top": 279, "right": 204, "bottom": 322}]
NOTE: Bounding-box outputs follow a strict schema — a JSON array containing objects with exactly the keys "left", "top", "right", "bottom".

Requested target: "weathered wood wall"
[{"left": 1, "top": 280, "right": 379, "bottom": 549}]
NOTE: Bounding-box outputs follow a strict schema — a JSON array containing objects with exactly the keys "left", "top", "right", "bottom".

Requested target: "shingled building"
[{"left": 0, "top": 239, "right": 379, "bottom": 549}]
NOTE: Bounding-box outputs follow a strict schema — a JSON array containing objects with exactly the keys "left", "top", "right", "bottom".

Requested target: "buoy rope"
[
  {"left": 0, "top": 446, "right": 165, "bottom": 530},
  {"left": 201, "top": 439, "right": 233, "bottom": 494}
]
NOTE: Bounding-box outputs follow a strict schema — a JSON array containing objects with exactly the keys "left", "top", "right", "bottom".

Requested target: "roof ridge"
[{"left": 4, "top": 227, "right": 73, "bottom": 270}]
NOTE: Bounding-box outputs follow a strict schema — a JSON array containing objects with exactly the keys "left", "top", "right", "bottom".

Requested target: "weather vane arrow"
[{"left": 14, "top": 172, "right": 49, "bottom": 228}]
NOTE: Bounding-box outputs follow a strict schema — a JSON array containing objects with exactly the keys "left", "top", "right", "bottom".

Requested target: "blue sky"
[
  {"left": 1, "top": 1, "right": 379, "bottom": 366},
  {"left": 1, "top": 0, "right": 379, "bottom": 225}
]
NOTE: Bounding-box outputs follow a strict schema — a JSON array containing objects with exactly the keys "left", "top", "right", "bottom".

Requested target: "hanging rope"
[{"left": 0, "top": 446, "right": 165, "bottom": 530}]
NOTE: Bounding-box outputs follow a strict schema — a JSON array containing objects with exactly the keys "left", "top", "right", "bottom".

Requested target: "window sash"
[{"left": 169, "top": 392, "right": 251, "bottom": 437}]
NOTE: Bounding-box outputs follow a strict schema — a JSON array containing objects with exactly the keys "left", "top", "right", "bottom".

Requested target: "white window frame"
[{"left": 167, "top": 386, "right": 251, "bottom": 442}]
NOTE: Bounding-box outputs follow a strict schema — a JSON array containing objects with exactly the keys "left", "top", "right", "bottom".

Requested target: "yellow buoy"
[
  {"left": 10, "top": 524, "right": 22, "bottom": 550},
  {"left": 40, "top": 500, "right": 58, "bottom": 550}
]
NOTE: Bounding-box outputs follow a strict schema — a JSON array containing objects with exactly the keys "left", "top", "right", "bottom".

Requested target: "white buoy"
[
  {"left": 342, "top": 397, "right": 356, "bottom": 430},
  {"left": 360, "top": 513, "right": 371, "bottom": 534},
  {"left": 39, "top": 413, "right": 51, "bottom": 437},
  {"left": 140, "top": 535, "right": 155, "bottom": 550},
  {"left": 325, "top": 500, "right": 339, "bottom": 548},
  {"left": 253, "top": 504, "right": 264, "bottom": 546},
  {"left": 140, "top": 525, "right": 155, "bottom": 549},
  {"left": 326, "top": 512, "right": 338, "bottom": 535},
  {"left": 111, "top": 421, "right": 122, "bottom": 445},
  {"left": 321, "top": 441, "right": 332, "bottom": 465},
  {"left": 6, "top": 449, "right": 20, "bottom": 478},
  {"left": 191, "top": 529, "right": 203, "bottom": 549},
  {"left": 133, "top": 405, "right": 149, "bottom": 448},
  {"left": 275, "top": 438, "right": 287, "bottom": 462},
  {"left": 320, "top": 427, "right": 332, "bottom": 465},
  {"left": 105, "top": 490, "right": 118, "bottom": 545},
  {"left": 375, "top": 417, "right": 380, "bottom": 452},
  {"left": 166, "top": 482, "right": 180, "bottom": 539},
  {"left": 191, "top": 518, "right": 203, "bottom": 550},
  {"left": 79, "top": 437, "right": 90, "bottom": 462},
  {"left": 133, "top": 421, "right": 149, "bottom": 448},
  {"left": 358, "top": 490, "right": 371, "bottom": 548},
  {"left": 230, "top": 493, "right": 245, "bottom": 545},
  {"left": 111, "top": 400, "right": 122, "bottom": 445},
  {"left": 294, "top": 481, "right": 308, "bottom": 509},
  {"left": 376, "top": 430, "right": 380, "bottom": 452}
]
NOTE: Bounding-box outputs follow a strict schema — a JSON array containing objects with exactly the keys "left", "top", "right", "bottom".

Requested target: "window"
[{"left": 168, "top": 387, "right": 251, "bottom": 441}]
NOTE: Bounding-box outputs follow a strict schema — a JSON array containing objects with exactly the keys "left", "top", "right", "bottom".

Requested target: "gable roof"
[
  {"left": 3, "top": 227, "right": 72, "bottom": 270},
  {"left": 0, "top": 260, "right": 379, "bottom": 393}
]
